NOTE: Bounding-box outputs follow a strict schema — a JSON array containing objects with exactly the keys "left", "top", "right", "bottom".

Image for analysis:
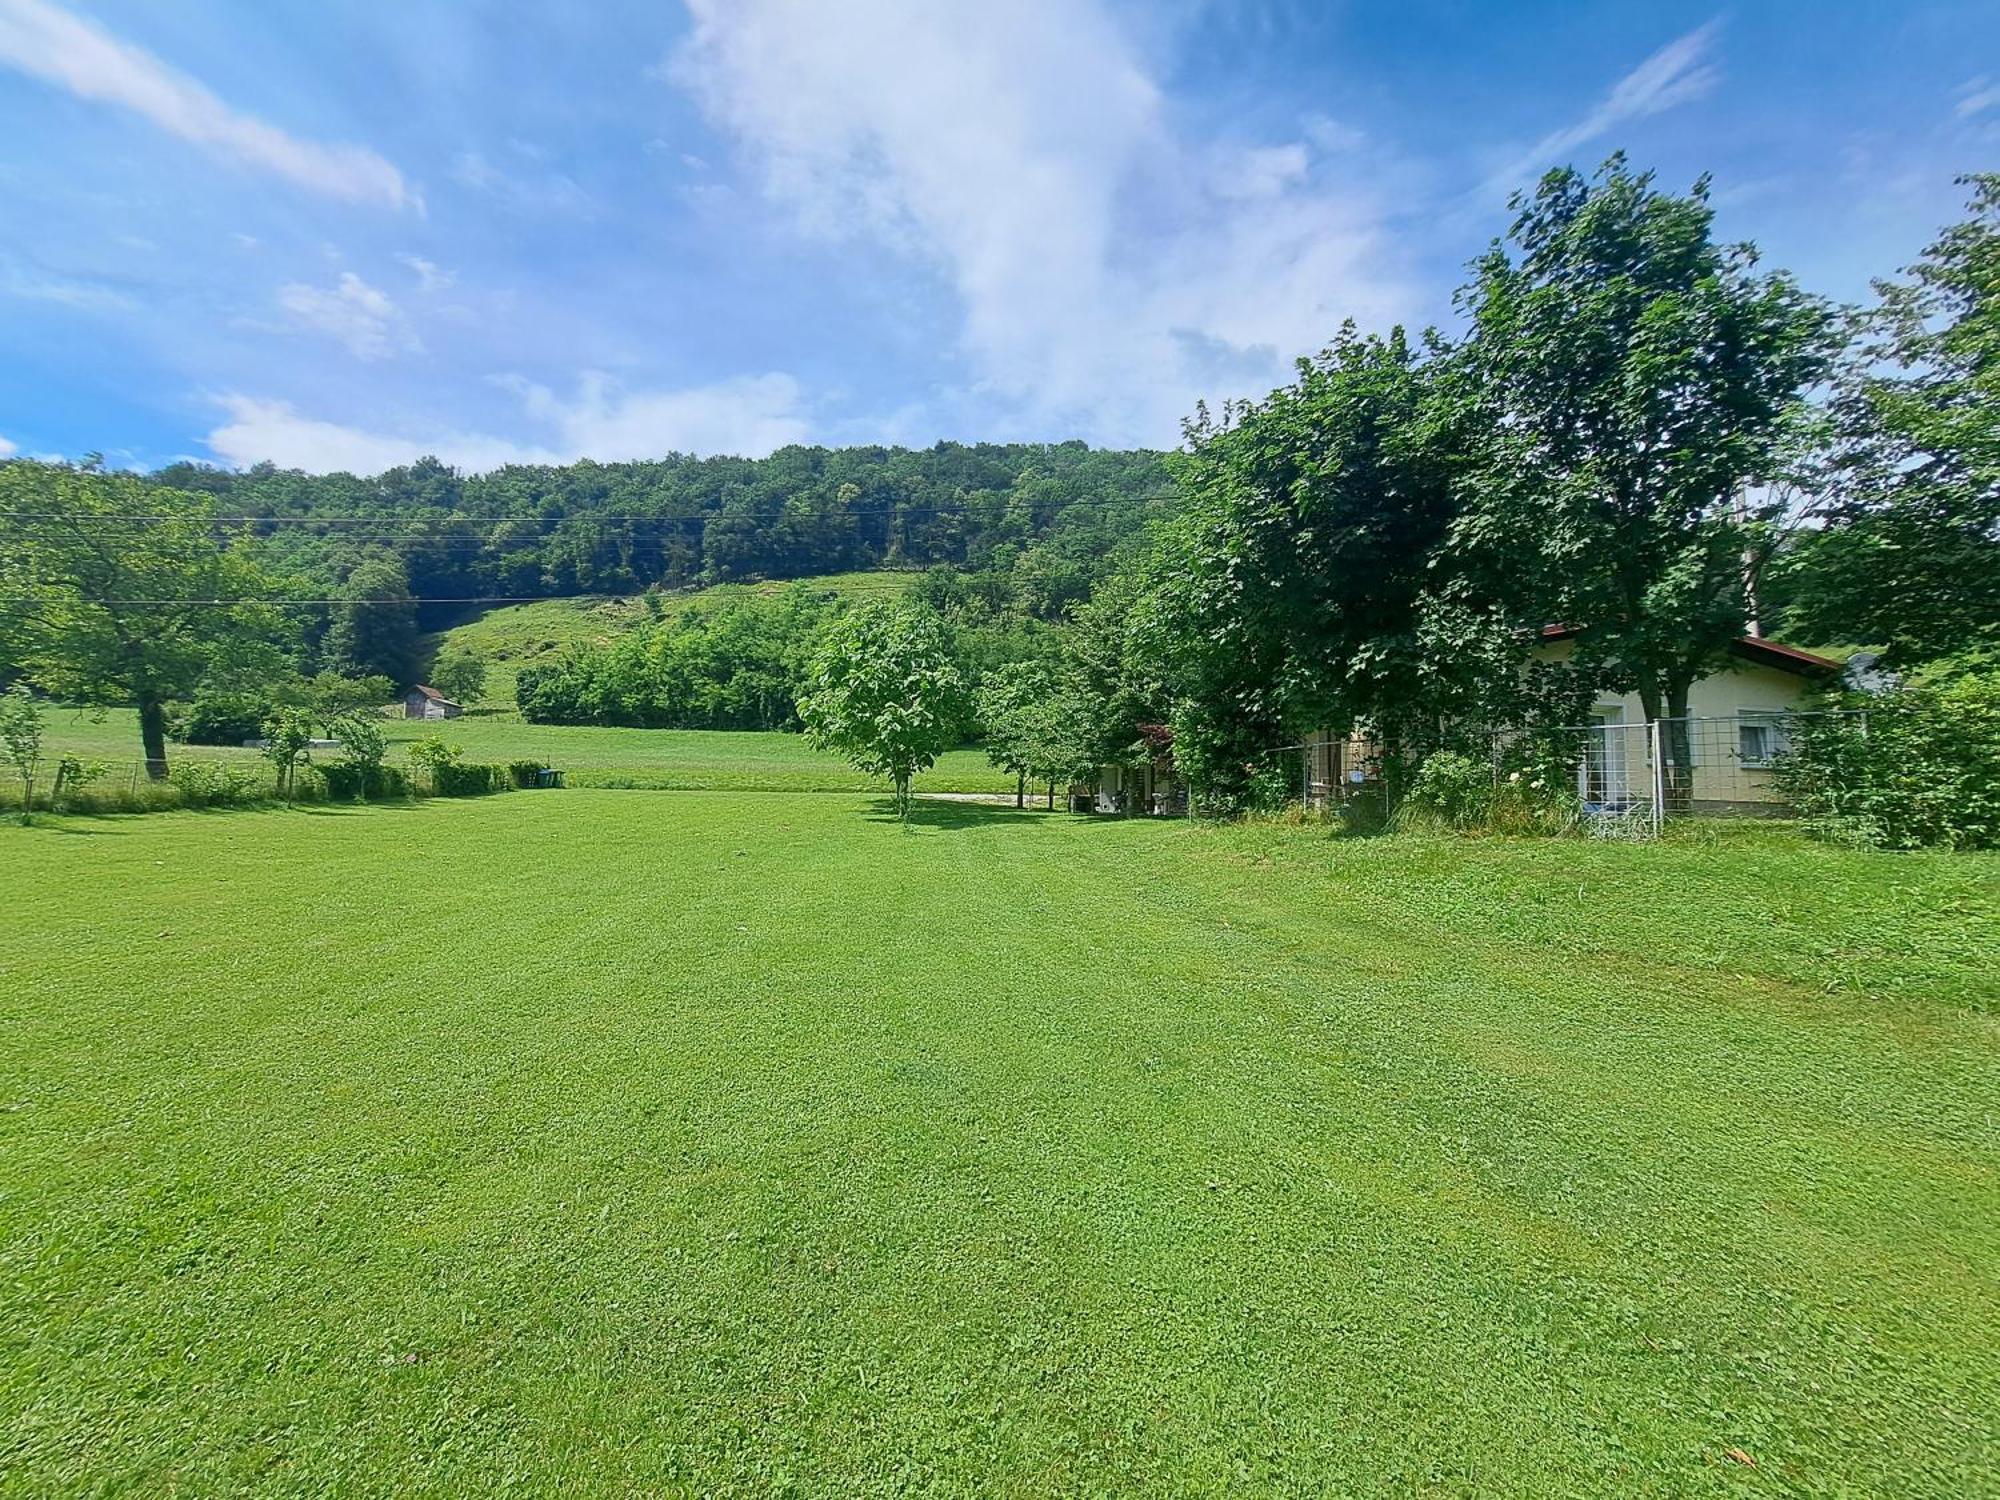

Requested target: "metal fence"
[{"left": 1282, "top": 709, "right": 1874, "bottom": 838}]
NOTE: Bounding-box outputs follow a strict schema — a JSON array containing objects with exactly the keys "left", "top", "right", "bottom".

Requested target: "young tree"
[
  {"left": 1780, "top": 174, "right": 2000, "bottom": 665},
  {"left": 261, "top": 706, "right": 316, "bottom": 800},
  {"left": 0, "top": 683, "right": 44, "bottom": 823},
  {"left": 305, "top": 671, "right": 395, "bottom": 734},
  {"left": 799, "top": 601, "right": 970, "bottom": 818},
  {"left": 4, "top": 462, "right": 286, "bottom": 779},
  {"left": 429, "top": 648, "right": 488, "bottom": 706},
  {"left": 1453, "top": 158, "right": 1837, "bottom": 803},
  {"left": 977, "top": 659, "right": 1056, "bottom": 807}
]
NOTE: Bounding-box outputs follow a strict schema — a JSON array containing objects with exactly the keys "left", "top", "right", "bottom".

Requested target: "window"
[{"left": 1738, "top": 712, "right": 1786, "bottom": 768}]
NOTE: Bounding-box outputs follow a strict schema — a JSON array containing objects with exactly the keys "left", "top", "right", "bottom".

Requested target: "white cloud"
[
  {"left": 277, "top": 272, "right": 418, "bottom": 360},
  {"left": 1955, "top": 76, "right": 2000, "bottom": 120},
  {"left": 0, "top": 433, "right": 16, "bottom": 458},
  {"left": 451, "top": 150, "right": 593, "bottom": 214},
  {"left": 0, "top": 0, "right": 410, "bottom": 207},
  {"left": 1487, "top": 20, "right": 1721, "bottom": 193},
  {"left": 669, "top": 0, "right": 1406, "bottom": 446},
  {"left": 1, "top": 257, "right": 134, "bottom": 310},
  {"left": 205, "top": 372, "right": 810, "bottom": 474},
  {"left": 396, "top": 253, "right": 455, "bottom": 292}
]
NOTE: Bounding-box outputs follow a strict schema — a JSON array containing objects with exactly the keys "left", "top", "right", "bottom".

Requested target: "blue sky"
[{"left": 0, "top": 0, "right": 1994, "bottom": 473}]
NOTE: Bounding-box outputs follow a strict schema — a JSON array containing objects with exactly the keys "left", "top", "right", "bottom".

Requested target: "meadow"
[
  {"left": 37, "top": 705, "right": 1019, "bottom": 795},
  {"left": 2, "top": 794, "right": 1994, "bottom": 1495}
]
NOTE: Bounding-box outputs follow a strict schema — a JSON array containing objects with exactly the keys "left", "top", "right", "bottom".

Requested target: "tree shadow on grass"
[{"left": 866, "top": 797, "right": 1131, "bottom": 831}]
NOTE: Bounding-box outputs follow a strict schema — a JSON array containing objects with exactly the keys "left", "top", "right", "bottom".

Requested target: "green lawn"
[
  {"left": 2, "top": 798, "right": 1995, "bottom": 1495},
  {"left": 40, "top": 707, "right": 1019, "bottom": 794}
]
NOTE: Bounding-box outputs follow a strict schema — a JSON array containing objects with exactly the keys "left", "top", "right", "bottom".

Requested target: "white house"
[{"left": 1306, "top": 633, "right": 1845, "bottom": 814}]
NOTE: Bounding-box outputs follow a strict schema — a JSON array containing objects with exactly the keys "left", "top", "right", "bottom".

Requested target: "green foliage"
[
  {"left": 260, "top": 706, "right": 317, "bottom": 799},
  {"left": 306, "top": 672, "right": 395, "bottom": 732},
  {"left": 3, "top": 461, "right": 291, "bottom": 778},
  {"left": 1778, "top": 175, "right": 2000, "bottom": 665},
  {"left": 324, "top": 555, "right": 420, "bottom": 685},
  {"left": 508, "top": 760, "right": 546, "bottom": 789},
  {"left": 1774, "top": 667, "right": 2000, "bottom": 849},
  {"left": 516, "top": 584, "right": 838, "bottom": 730},
  {"left": 431, "top": 760, "right": 506, "bottom": 797},
  {"left": 429, "top": 648, "right": 488, "bottom": 706},
  {"left": 1154, "top": 325, "right": 1468, "bottom": 802},
  {"left": 172, "top": 691, "right": 271, "bottom": 746},
  {"left": 1396, "top": 751, "right": 1495, "bottom": 831},
  {"left": 165, "top": 759, "right": 279, "bottom": 809},
  {"left": 0, "top": 684, "right": 44, "bottom": 823},
  {"left": 799, "top": 601, "right": 971, "bottom": 816},
  {"left": 1447, "top": 157, "right": 1836, "bottom": 805}
]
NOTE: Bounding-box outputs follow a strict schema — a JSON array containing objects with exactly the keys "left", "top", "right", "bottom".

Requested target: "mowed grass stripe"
[{"left": 1, "top": 795, "right": 1994, "bottom": 1495}]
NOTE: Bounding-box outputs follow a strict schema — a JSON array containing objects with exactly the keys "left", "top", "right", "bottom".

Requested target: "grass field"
[
  {"left": 38, "top": 707, "right": 1018, "bottom": 794},
  {"left": 2, "top": 796, "right": 1995, "bottom": 1495},
  {"left": 421, "top": 571, "right": 921, "bottom": 705}
]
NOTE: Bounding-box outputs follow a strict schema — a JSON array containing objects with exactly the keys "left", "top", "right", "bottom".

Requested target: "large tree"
[
  {"left": 1140, "top": 326, "right": 1469, "bottom": 806},
  {"left": 1778, "top": 174, "right": 2000, "bottom": 665},
  {"left": 323, "top": 555, "right": 420, "bottom": 685},
  {"left": 799, "top": 600, "right": 970, "bottom": 818},
  {"left": 3, "top": 462, "right": 286, "bottom": 778},
  {"left": 1453, "top": 158, "right": 1836, "bottom": 801}
]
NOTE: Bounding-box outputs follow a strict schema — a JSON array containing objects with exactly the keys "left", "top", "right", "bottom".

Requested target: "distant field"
[
  {"left": 41, "top": 705, "right": 1017, "bottom": 794},
  {"left": 421, "top": 571, "right": 921, "bottom": 705},
  {"left": 2, "top": 796, "right": 1994, "bottom": 1494}
]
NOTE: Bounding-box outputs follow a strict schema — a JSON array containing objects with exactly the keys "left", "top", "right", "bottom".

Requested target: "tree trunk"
[
  {"left": 1046, "top": 780, "right": 1054, "bottom": 811},
  {"left": 1662, "top": 679, "right": 1695, "bottom": 814},
  {"left": 1015, "top": 769, "right": 1025, "bottom": 809},
  {"left": 136, "top": 692, "right": 169, "bottom": 781},
  {"left": 895, "top": 772, "right": 910, "bottom": 819}
]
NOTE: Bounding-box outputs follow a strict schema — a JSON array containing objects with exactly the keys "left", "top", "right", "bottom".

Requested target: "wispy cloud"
[
  {"left": 451, "top": 150, "right": 593, "bottom": 215},
  {"left": 276, "top": 272, "right": 418, "bottom": 361},
  {"left": 0, "top": 0, "right": 410, "bottom": 207},
  {"left": 396, "top": 253, "right": 455, "bottom": 292},
  {"left": 0, "top": 256, "right": 134, "bottom": 311},
  {"left": 1954, "top": 75, "right": 2000, "bottom": 120},
  {"left": 0, "top": 433, "right": 16, "bottom": 458},
  {"left": 205, "top": 372, "right": 810, "bottom": 474},
  {"left": 669, "top": 0, "right": 1407, "bottom": 446},
  {"left": 1486, "top": 20, "right": 1722, "bottom": 195}
]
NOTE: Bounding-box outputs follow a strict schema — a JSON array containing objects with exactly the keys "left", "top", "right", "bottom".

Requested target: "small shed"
[{"left": 404, "top": 684, "right": 463, "bottom": 720}]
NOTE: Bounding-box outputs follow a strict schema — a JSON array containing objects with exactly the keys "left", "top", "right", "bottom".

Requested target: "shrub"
[
  {"left": 172, "top": 692, "right": 271, "bottom": 746},
  {"left": 508, "top": 760, "right": 545, "bottom": 789},
  {"left": 167, "top": 760, "right": 275, "bottom": 810},
  {"left": 432, "top": 761, "right": 507, "bottom": 797},
  {"left": 1774, "top": 668, "right": 2000, "bottom": 850},
  {"left": 1396, "top": 751, "right": 1495, "bottom": 831},
  {"left": 320, "top": 761, "right": 410, "bottom": 801}
]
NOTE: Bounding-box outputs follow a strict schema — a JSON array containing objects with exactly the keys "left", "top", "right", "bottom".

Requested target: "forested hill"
[{"left": 152, "top": 441, "right": 1172, "bottom": 606}]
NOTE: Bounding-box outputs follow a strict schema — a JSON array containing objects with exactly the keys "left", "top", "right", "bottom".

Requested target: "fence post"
[{"left": 1647, "top": 719, "right": 1664, "bottom": 838}]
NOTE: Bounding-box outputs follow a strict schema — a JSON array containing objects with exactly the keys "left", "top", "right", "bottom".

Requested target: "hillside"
[{"left": 420, "top": 570, "right": 921, "bottom": 706}]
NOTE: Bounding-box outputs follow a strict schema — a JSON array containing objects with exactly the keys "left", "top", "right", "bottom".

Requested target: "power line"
[{"left": 0, "top": 579, "right": 932, "bottom": 610}]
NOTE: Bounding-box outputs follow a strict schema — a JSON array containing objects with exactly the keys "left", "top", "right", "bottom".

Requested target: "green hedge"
[
  {"left": 320, "top": 762, "right": 411, "bottom": 801},
  {"left": 431, "top": 761, "right": 508, "bottom": 797}
]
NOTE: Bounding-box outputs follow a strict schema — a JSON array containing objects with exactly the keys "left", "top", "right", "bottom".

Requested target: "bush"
[
  {"left": 508, "top": 760, "right": 545, "bottom": 789},
  {"left": 1396, "top": 751, "right": 1494, "bottom": 831},
  {"left": 167, "top": 760, "right": 276, "bottom": 809},
  {"left": 171, "top": 692, "right": 272, "bottom": 746},
  {"left": 320, "top": 761, "right": 410, "bottom": 801},
  {"left": 1774, "top": 668, "right": 2000, "bottom": 850},
  {"left": 431, "top": 761, "right": 507, "bottom": 797}
]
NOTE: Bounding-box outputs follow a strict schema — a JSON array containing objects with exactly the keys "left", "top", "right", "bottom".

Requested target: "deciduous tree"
[{"left": 799, "top": 601, "right": 970, "bottom": 818}]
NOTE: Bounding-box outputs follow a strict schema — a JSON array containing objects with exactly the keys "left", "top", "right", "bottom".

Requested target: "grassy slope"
[
  {"left": 1, "top": 798, "right": 1994, "bottom": 1496},
  {"left": 422, "top": 570, "right": 920, "bottom": 706}
]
